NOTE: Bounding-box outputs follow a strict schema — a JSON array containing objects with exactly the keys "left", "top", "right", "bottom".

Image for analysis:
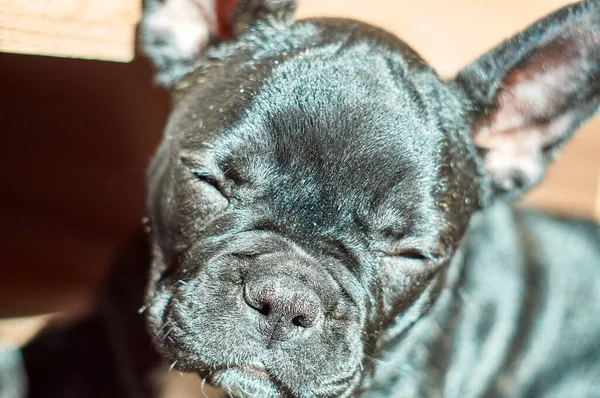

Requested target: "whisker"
[
  {"left": 200, "top": 378, "right": 209, "bottom": 398},
  {"left": 162, "top": 326, "right": 175, "bottom": 341},
  {"left": 156, "top": 320, "right": 172, "bottom": 335}
]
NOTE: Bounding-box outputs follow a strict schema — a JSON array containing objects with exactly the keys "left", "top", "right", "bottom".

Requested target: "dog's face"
[
  {"left": 141, "top": 1, "right": 600, "bottom": 396},
  {"left": 144, "top": 23, "right": 480, "bottom": 396}
]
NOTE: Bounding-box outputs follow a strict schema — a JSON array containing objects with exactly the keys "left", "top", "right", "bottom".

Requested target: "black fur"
[{"left": 16, "top": 1, "right": 600, "bottom": 397}]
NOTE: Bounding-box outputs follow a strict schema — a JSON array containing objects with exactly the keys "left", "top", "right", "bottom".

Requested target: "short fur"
[{"left": 15, "top": 1, "right": 600, "bottom": 397}]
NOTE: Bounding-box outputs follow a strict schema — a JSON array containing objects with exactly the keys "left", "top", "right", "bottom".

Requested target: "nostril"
[
  {"left": 244, "top": 283, "right": 272, "bottom": 316},
  {"left": 257, "top": 303, "right": 270, "bottom": 316},
  {"left": 292, "top": 315, "right": 308, "bottom": 328},
  {"left": 244, "top": 278, "right": 322, "bottom": 336}
]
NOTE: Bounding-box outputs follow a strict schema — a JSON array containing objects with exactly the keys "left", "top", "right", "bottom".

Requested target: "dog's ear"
[
  {"left": 141, "top": 0, "right": 297, "bottom": 87},
  {"left": 455, "top": 1, "right": 600, "bottom": 199}
]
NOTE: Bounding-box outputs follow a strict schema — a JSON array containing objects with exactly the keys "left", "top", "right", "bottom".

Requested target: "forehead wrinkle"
[{"left": 196, "top": 37, "right": 445, "bottom": 241}]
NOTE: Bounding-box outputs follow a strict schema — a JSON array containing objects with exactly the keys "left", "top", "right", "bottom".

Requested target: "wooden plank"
[{"left": 0, "top": 0, "right": 141, "bottom": 62}]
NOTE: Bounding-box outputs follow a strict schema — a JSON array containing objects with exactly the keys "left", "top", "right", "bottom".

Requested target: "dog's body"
[
  {"left": 13, "top": 1, "right": 600, "bottom": 397},
  {"left": 368, "top": 205, "right": 600, "bottom": 397}
]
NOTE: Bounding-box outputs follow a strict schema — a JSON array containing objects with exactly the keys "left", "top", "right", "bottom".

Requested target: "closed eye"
[
  {"left": 396, "top": 250, "right": 429, "bottom": 261},
  {"left": 189, "top": 168, "right": 219, "bottom": 187},
  {"left": 187, "top": 168, "right": 229, "bottom": 198},
  {"left": 387, "top": 247, "right": 442, "bottom": 262}
]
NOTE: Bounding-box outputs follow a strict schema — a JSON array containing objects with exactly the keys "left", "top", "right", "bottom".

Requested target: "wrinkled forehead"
[
  {"left": 181, "top": 44, "right": 443, "bottom": 173},
  {"left": 171, "top": 43, "right": 447, "bottom": 235},
  {"left": 224, "top": 61, "right": 440, "bottom": 185}
]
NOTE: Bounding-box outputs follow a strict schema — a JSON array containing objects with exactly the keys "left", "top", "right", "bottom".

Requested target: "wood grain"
[{"left": 0, "top": 0, "right": 141, "bottom": 61}]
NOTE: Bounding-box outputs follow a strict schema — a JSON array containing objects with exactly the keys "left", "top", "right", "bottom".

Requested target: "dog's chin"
[{"left": 209, "top": 365, "right": 281, "bottom": 398}]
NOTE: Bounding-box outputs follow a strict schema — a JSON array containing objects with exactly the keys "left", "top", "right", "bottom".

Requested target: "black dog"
[{"left": 15, "top": 0, "right": 600, "bottom": 397}]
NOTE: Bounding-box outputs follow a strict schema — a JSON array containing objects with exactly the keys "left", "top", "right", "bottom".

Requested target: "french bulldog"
[{"left": 16, "top": 0, "right": 600, "bottom": 397}]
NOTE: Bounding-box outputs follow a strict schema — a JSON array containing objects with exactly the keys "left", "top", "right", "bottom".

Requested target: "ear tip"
[
  {"left": 140, "top": 0, "right": 217, "bottom": 86},
  {"left": 140, "top": 0, "right": 298, "bottom": 86}
]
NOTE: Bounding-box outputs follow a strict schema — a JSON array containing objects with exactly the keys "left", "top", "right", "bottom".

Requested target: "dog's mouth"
[{"left": 209, "top": 363, "right": 282, "bottom": 398}]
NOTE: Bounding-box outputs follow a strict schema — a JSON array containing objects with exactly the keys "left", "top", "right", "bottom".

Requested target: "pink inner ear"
[
  {"left": 475, "top": 17, "right": 600, "bottom": 148},
  {"left": 472, "top": 63, "right": 576, "bottom": 190},
  {"left": 470, "top": 34, "right": 594, "bottom": 191},
  {"left": 475, "top": 38, "right": 583, "bottom": 143}
]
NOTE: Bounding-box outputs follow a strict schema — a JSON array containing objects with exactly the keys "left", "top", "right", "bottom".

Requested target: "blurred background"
[{"left": 0, "top": 0, "right": 598, "bottom": 378}]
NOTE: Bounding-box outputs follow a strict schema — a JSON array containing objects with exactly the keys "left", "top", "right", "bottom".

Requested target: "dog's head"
[{"left": 140, "top": 1, "right": 600, "bottom": 396}]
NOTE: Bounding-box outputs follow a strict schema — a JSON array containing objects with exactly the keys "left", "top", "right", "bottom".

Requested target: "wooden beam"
[{"left": 0, "top": 0, "right": 141, "bottom": 62}]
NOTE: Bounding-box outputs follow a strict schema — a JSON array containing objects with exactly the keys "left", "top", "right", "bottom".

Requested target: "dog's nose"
[{"left": 244, "top": 276, "right": 322, "bottom": 342}]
